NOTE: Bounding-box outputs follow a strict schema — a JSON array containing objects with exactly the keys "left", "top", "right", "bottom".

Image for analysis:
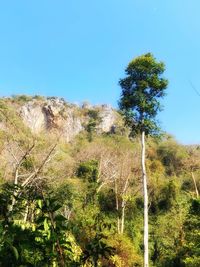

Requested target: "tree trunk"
[
  {"left": 9, "top": 168, "right": 19, "bottom": 212},
  {"left": 191, "top": 171, "right": 199, "bottom": 198},
  {"left": 121, "top": 199, "right": 126, "bottom": 234},
  {"left": 141, "top": 131, "right": 149, "bottom": 267},
  {"left": 23, "top": 203, "right": 29, "bottom": 222},
  {"left": 120, "top": 175, "right": 129, "bottom": 234},
  {"left": 114, "top": 178, "right": 120, "bottom": 233}
]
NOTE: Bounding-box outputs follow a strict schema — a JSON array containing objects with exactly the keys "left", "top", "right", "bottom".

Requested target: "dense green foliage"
[{"left": 119, "top": 53, "right": 168, "bottom": 136}]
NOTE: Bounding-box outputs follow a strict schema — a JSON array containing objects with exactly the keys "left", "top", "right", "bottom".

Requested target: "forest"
[{"left": 0, "top": 54, "right": 200, "bottom": 267}]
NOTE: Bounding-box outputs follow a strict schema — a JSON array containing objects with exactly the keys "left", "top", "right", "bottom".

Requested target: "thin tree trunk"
[
  {"left": 9, "top": 169, "right": 19, "bottom": 212},
  {"left": 23, "top": 203, "right": 29, "bottom": 222},
  {"left": 121, "top": 200, "right": 126, "bottom": 234},
  {"left": 120, "top": 175, "right": 129, "bottom": 234},
  {"left": 191, "top": 171, "right": 199, "bottom": 198},
  {"left": 141, "top": 131, "right": 148, "bottom": 267},
  {"left": 114, "top": 178, "right": 120, "bottom": 233}
]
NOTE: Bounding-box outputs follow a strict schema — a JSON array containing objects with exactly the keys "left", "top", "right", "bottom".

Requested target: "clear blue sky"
[{"left": 0, "top": 0, "right": 200, "bottom": 144}]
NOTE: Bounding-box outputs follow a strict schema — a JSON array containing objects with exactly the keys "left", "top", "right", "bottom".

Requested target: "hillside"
[
  {"left": 0, "top": 95, "right": 125, "bottom": 140},
  {"left": 0, "top": 95, "right": 199, "bottom": 267}
]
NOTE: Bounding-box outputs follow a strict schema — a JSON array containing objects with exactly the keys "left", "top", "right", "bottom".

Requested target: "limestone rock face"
[
  {"left": 20, "top": 101, "right": 46, "bottom": 133},
  {"left": 97, "top": 105, "right": 116, "bottom": 133},
  {"left": 20, "top": 97, "right": 118, "bottom": 141},
  {"left": 43, "top": 98, "right": 83, "bottom": 142}
]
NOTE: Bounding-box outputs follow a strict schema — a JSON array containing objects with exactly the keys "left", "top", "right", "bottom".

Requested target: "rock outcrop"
[
  {"left": 97, "top": 105, "right": 116, "bottom": 133},
  {"left": 20, "top": 101, "right": 46, "bottom": 133},
  {"left": 19, "top": 97, "right": 119, "bottom": 141}
]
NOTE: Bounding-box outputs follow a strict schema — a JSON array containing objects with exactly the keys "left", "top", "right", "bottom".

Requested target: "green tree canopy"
[{"left": 119, "top": 53, "right": 168, "bottom": 135}]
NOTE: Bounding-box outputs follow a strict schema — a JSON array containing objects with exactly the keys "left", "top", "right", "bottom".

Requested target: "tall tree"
[{"left": 119, "top": 53, "right": 168, "bottom": 267}]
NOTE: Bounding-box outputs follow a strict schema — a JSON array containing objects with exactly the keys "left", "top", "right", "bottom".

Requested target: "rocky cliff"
[{"left": 17, "top": 96, "right": 121, "bottom": 142}]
